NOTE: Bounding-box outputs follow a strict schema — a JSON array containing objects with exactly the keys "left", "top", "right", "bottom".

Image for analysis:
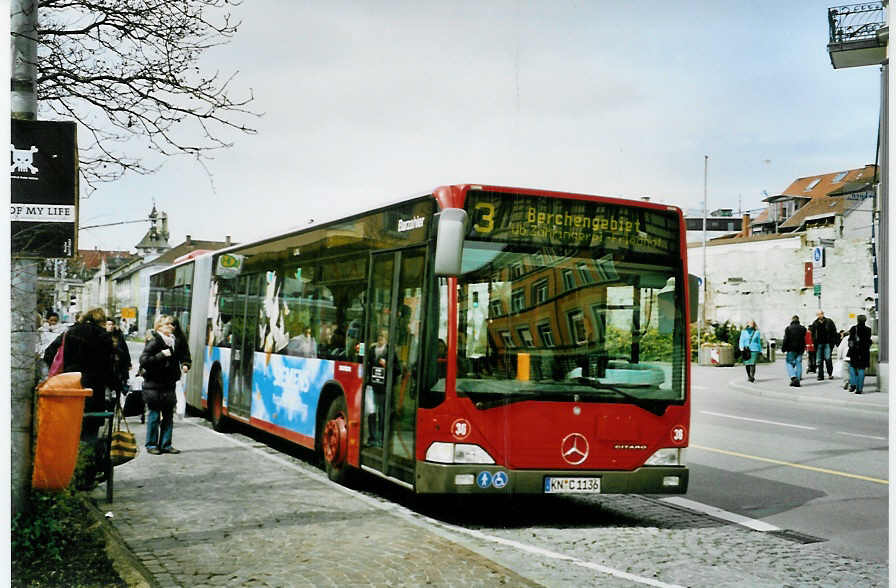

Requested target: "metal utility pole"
[
  {"left": 702, "top": 155, "right": 708, "bottom": 328},
  {"left": 877, "top": 58, "right": 888, "bottom": 385},
  {"left": 10, "top": 0, "right": 39, "bottom": 516}
]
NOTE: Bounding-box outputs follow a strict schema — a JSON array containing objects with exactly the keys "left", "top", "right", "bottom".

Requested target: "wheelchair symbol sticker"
[{"left": 492, "top": 471, "right": 508, "bottom": 488}]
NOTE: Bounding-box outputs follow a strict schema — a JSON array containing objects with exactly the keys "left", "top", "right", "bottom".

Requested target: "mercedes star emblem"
[{"left": 561, "top": 433, "right": 589, "bottom": 465}]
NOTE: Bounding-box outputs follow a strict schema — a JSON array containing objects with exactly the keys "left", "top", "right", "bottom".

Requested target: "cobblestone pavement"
[
  {"left": 91, "top": 416, "right": 888, "bottom": 587},
  {"left": 92, "top": 418, "right": 537, "bottom": 587},
  {"left": 429, "top": 494, "right": 889, "bottom": 587}
]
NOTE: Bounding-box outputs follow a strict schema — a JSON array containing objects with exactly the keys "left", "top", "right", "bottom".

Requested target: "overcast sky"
[{"left": 75, "top": 1, "right": 883, "bottom": 252}]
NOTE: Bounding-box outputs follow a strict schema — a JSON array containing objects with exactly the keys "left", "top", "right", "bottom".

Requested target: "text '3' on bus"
[{"left": 148, "top": 184, "right": 692, "bottom": 495}]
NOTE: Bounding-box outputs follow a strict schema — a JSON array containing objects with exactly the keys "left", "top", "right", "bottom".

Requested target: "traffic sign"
[
  {"left": 814, "top": 284, "right": 821, "bottom": 297},
  {"left": 812, "top": 246, "right": 825, "bottom": 268}
]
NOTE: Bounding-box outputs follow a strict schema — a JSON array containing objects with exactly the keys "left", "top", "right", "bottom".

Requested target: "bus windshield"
[
  {"left": 448, "top": 242, "right": 686, "bottom": 408},
  {"left": 438, "top": 190, "right": 687, "bottom": 410}
]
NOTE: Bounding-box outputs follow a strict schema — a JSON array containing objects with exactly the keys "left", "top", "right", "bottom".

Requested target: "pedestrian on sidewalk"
[
  {"left": 140, "top": 315, "right": 185, "bottom": 454},
  {"left": 805, "top": 330, "right": 816, "bottom": 373},
  {"left": 43, "top": 308, "right": 116, "bottom": 488},
  {"left": 810, "top": 310, "right": 838, "bottom": 380},
  {"left": 835, "top": 329, "right": 851, "bottom": 390},
  {"left": 739, "top": 320, "right": 762, "bottom": 383},
  {"left": 171, "top": 318, "right": 192, "bottom": 420},
  {"left": 846, "top": 315, "right": 872, "bottom": 394},
  {"left": 105, "top": 319, "right": 132, "bottom": 396},
  {"left": 36, "top": 311, "right": 66, "bottom": 379},
  {"left": 781, "top": 315, "right": 806, "bottom": 387}
]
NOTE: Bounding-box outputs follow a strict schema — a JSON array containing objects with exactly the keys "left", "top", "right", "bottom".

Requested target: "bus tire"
[
  {"left": 322, "top": 395, "right": 350, "bottom": 484},
  {"left": 208, "top": 372, "right": 228, "bottom": 433}
]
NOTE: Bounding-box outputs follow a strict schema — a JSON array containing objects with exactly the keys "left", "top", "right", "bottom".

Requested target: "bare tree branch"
[{"left": 11, "top": 0, "right": 259, "bottom": 193}]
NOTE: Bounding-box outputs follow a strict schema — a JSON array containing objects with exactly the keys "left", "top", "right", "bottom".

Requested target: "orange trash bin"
[{"left": 32, "top": 372, "right": 93, "bottom": 491}]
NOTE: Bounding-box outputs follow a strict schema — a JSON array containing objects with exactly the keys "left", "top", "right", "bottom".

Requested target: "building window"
[
  {"left": 594, "top": 253, "right": 619, "bottom": 283},
  {"left": 510, "top": 262, "right": 524, "bottom": 279},
  {"left": 577, "top": 262, "right": 593, "bottom": 284},
  {"left": 517, "top": 327, "right": 535, "bottom": 347},
  {"left": 832, "top": 171, "right": 847, "bottom": 183},
  {"left": 489, "top": 299, "right": 504, "bottom": 317},
  {"left": 537, "top": 323, "right": 555, "bottom": 347},
  {"left": 511, "top": 290, "right": 526, "bottom": 313},
  {"left": 532, "top": 279, "right": 548, "bottom": 305},
  {"left": 805, "top": 178, "right": 821, "bottom": 191},
  {"left": 562, "top": 269, "right": 575, "bottom": 291},
  {"left": 500, "top": 331, "right": 515, "bottom": 348},
  {"left": 567, "top": 310, "right": 587, "bottom": 345}
]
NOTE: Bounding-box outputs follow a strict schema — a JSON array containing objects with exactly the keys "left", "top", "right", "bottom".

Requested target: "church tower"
[{"left": 134, "top": 204, "right": 171, "bottom": 260}]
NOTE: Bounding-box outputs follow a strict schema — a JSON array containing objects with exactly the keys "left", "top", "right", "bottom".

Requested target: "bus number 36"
[{"left": 452, "top": 419, "right": 470, "bottom": 439}]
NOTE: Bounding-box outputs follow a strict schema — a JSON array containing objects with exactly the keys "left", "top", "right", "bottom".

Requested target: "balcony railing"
[{"left": 828, "top": 2, "right": 886, "bottom": 43}]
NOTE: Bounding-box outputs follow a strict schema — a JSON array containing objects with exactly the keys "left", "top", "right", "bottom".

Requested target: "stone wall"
[{"left": 687, "top": 225, "right": 874, "bottom": 341}]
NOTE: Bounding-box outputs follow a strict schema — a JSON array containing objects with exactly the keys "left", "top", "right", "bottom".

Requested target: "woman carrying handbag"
[
  {"left": 140, "top": 315, "right": 187, "bottom": 455},
  {"left": 739, "top": 320, "right": 762, "bottom": 383}
]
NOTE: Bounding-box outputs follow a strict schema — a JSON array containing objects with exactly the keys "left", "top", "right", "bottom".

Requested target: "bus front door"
[
  {"left": 362, "top": 247, "right": 426, "bottom": 485},
  {"left": 227, "top": 273, "right": 260, "bottom": 419}
]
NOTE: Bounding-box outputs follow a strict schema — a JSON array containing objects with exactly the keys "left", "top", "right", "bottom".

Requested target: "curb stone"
[
  {"left": 80, "top": 494, "right": 158, "bottom": 588},
  {"left": 728, "top": 378, "right": 888, "bottom": 412}
]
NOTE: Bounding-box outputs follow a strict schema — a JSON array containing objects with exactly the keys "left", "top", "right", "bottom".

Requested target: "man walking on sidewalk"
[
  {"left": 782, "top": 315, "right": 807, "bottom": 387},
  {"left": 810, "top": 310, "right": 838, "bottom": 380}
]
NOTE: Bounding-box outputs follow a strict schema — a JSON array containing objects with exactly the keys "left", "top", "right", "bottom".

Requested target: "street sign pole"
[
  {"left": 700, "top": 155, "right": 708, "bottom": 347},
  {"left": 10, "top": 0, "right": 39, "bottom": 518}
]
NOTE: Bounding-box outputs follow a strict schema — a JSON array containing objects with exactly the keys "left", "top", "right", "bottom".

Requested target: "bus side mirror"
[{"left": 434, "top": 208, "right": 467, "bottom": 276}]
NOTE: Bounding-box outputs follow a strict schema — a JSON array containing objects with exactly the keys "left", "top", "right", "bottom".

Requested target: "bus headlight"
[
  {"left": 425, "top": 442, "right": 495, "bottom": 464},
  {"left": 644, "top": 448, "right": 685, "bottom": 467}
]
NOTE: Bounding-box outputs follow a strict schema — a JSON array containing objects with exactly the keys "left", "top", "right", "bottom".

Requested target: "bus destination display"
[{"left": 464, "top": 190, "right": 679, "bottom": 256}]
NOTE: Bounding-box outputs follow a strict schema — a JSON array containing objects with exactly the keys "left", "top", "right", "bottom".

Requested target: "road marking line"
[
  {"left": 699, "top": 410, "right": 816, "bottom": 430},
  {"left": 659, "top": 496, "right": 780, "bottom": 532},
  {"left": 691, "top": 443, "right": 889, "bottom": 485},
  {"left": 190, "top": 421, "right": 683, "bottom": 588},
  {"left": 424, "top": 520, "right": 686, "bottom": 588},
  {"left": 835, "top": 431, "right": 887, "bottom": 441}
]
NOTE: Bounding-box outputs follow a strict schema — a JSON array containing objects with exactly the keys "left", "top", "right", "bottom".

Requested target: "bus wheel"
[
  {"left": 322, "top": 395, "right": 349, "bottom": 483},
  {"left": 209, "top": 375, "right": 227, "bottom": 433}
]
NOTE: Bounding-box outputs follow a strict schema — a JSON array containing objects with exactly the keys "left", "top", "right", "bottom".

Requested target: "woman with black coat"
[
  {"left": 41, "top": 307, "right": 115, "bottom": 488},
  {"left": 105, "top": 319, "right": 132, "bottom": 394},
  {"left": 48, "top": 308, "right": 116, "bottom": 436},
  {"left": 847, "top": 315, "right": 873, "bottom": 394},
  {"left": 140, "top": 315, "right": 186, "bottom": 454}
]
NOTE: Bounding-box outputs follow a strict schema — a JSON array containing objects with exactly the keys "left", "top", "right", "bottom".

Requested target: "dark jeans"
[
  {"left": 816, "top": 344, "right": 833, "bottom": 376},
  {"left": 849, "top": 365, "right": 866, "bottom": 392},
  {"left": 146, "top": 405, "right": 174, "bottom": 450}
]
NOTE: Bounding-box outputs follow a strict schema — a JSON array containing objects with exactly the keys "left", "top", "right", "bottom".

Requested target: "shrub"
[{"left": 11, "top": 489, "right": 124, "bottom": 586}]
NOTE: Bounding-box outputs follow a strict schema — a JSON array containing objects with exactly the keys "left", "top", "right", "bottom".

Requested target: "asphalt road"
[
  {"left": 116, "top": 343, "right": 888, "bottom": 585},
  {"left": 686, "top": 363, "right": 888, "bottom": 563}
]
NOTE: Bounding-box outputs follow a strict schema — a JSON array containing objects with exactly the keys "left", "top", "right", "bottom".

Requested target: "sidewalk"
[
  {"left": 87, "top": 418, "right": 538, "bottom": 588},
  {"left": 723, "top": 358, "right": 888, "bottom": 412}
]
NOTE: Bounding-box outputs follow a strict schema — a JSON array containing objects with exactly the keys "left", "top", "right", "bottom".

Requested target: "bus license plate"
[{"left": 544, "top": 477, "right": 601, "bottom": 494}]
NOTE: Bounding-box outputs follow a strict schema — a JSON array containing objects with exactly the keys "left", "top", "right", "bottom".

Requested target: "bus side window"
[{"left": 420, "top": 278, "right": 448, "bottom": 409}]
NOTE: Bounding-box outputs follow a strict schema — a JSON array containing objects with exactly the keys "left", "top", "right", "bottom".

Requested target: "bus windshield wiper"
[{"left": 573, "top": 377, "right": 668, "bottom": 416}]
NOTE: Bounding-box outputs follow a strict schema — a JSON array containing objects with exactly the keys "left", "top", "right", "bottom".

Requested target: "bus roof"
[{"left": 173, "top": 184, "right": 682, "bottom": 264}]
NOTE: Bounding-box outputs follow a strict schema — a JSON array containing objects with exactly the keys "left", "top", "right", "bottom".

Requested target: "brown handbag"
[{"left": 109, "top": 404, "right": 138, "bottom": 466}]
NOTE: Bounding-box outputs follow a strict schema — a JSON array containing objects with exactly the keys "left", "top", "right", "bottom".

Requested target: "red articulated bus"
[{"left": 149, "top": 184, "right": 691, "bottom": 495}]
